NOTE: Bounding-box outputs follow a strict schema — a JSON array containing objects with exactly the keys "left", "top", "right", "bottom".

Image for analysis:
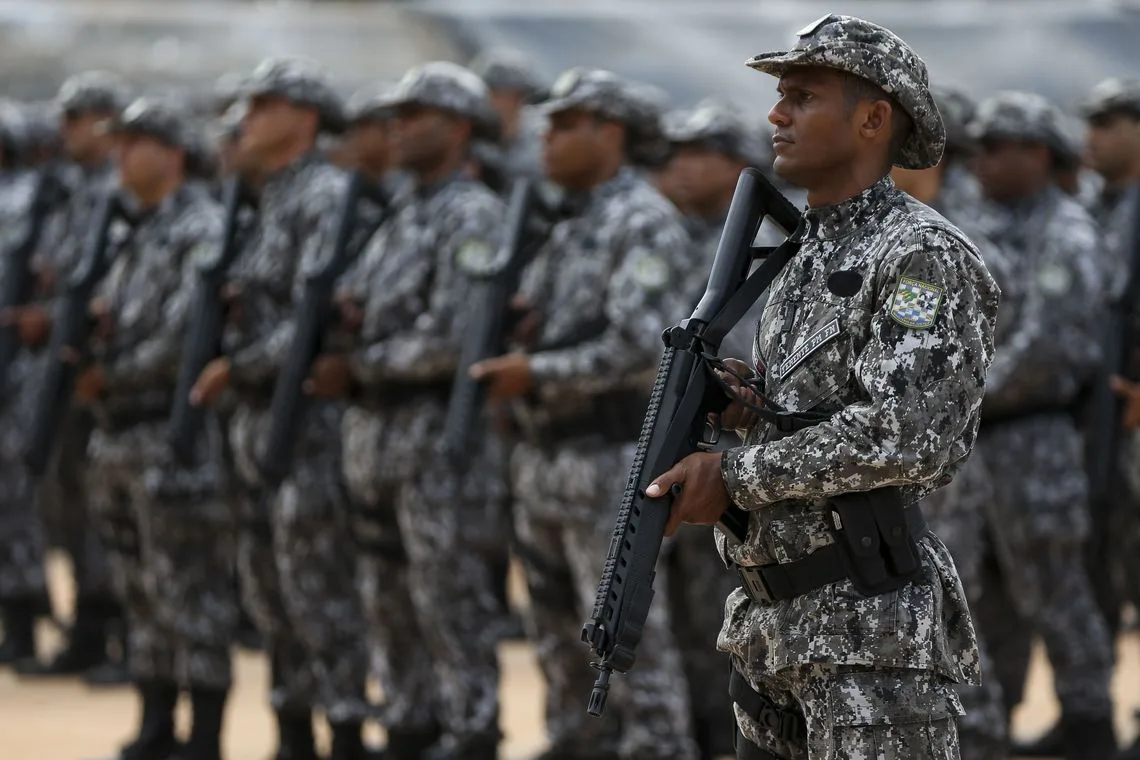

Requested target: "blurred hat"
[
  {"left": 112, "top": 97, "right": 214, "bottom": 177},
  {"left": 745, "top": 13, "right": 944, "bottom": 169},
  {"left": 470, "top": 48, "right": 547, "bottom": 103},
  {"left": 240, "top": 57, "right": 346, "bottom": 134},
  {"left": 968, "top": 91, "right": 1075, "bottom": 163},
  {"left": 386, "top": 61, "right": 500, "bottom": 140},
  {"left": 1081, "top": 77, "right": 1140, "bottom": 120},
  {"left": 665, "top": 98, "right": 771, "bottom": 167},
  {"left": 56, "top": 71, "right": 131, "bottom": 116},
  {"left": 931, "top": 86, "right": 977, "bottom": 155},
  {"left": 345, "top": 82, "right": 398, "bottom": 125}
]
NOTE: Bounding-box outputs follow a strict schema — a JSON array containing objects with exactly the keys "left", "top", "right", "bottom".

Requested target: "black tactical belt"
[
  {"left": 736, "top": 506, "right": 927, "bottom": 605},
  {"left": 730, "top": 668, "right": 805, "bottom": 750},
  {"left": 353, "top": 382, "right": 450, "bottom": 411},
  {"left": 525, "top": 391, "right": 646, "bottom": 446}
]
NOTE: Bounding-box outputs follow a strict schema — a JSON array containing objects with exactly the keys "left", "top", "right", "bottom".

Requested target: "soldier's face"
[
  {"left": 116, "top": 133, "right": 178, "bottom": 195},
  {"left": 543, "top": 108, "right": 613, "bottom": 189},
  {"left": 390, "top": 105, "right": 463, "bottom": 173},
  {"left": 61, "top": 110, "right": 113, "bottom": 162},
  {"left": 974, "top": 138, "right": 1051, "bottom": 202},
  {"left": 347, "top": 120, "right": 394, "bottom": 170},
  {"left": 1084, "top": 111, "right": 1140, "bottom": 181},
  {"left": 767, "top": 68, "right": 860, "bottom": 187},
  {"left": 240, "top": 95, "right": 308, "bottom": 165},
  {"left": 670, "top": 144, "right": 746, "bottom": 215}
]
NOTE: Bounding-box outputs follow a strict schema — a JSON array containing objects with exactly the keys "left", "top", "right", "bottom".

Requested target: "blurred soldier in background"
[
  {"left": 471, "top": 68, "right": 699, "bottom": 760},
  {"left": 188, "top": 58, "right": 372, "bottom": 760},
  {"left": 80, "top": 98, "right": 236, "bottom": 760},
  {"left": 471, "top": 48, "right": 547, "bottom": 179},
  {"left": 14, "top": 71, "right": 131, "bottom": 683},
  {"left": 341, "top": 83, "right": 401, "bottom": 189},
  {"left": 312, "top": 60, "right": 509, "bottom": 760},
  {"left": 969, "top": 91, "right": 1117, "bottom": 760}
]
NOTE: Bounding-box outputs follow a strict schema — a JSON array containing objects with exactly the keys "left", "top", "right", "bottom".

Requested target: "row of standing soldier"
[{"left": 0, "top": 33, "right": 1137, "bottom": 760}]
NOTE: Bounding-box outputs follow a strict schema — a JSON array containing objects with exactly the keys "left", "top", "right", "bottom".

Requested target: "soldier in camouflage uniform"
[
  {"left": 188, "top": 58, "right": 372, "bottom": 760},
  {"left": 650, "top": 16, "right": 997, "bottom": 759},
  {"left": 72, "top": 99, "right": 235, "bottom": 760},
  {"left": 472, "top": 68, "right": 700, "bottom": 760},
  {"left": 891, "top": 87, "right": 1011, "bottom": 760},
  {"left": 0, "top": 102, "right": 52, "bottom": 666},
  {"left": 13, "top": 71, "right": 130, "bottom": 681},
  {"left": 471, "top": 48, "right": 547, "bottom": 179},
  {"left": 310, "top": 61, "right": 508, "bottom": 760},
  {"left": 967, "top": 91, "right": 1117, "bottom": 758}
]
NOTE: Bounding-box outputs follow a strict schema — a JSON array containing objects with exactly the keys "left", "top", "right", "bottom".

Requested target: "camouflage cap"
[
  {"left": 56, "top": 71, "right": 131, "bottom": 116},
  {"left": 212, "top": 71, "right": 246, "bottom": 113},
  {"left": 745, "top": 14, "right": 945, "bottom": 170},
  {"left": 345, "top": 82, "right": 397, "bottom": 125},
  {"left": 968, "top": 91, "right": 1074, "bottom": 161},
  {"left": 109, "top": 97, "right": 194, "bottom": 150},
  {"left": 386, "top": 62, "right": 499, "bottom": 140},
  {"left": 665, "top": 98, "right": 771, "bottom": 167},
  {"left": 0, "top": 101, "right": 27, "bottom": 160},
  {"left": 469, "top": 48, "right": 548, "bottom": 103},
  {"left": 1081, "top": 77, "right": 1140, "bottom": 120},
  {"left": 240, "top": 57, "right": 346, "bottom": 134},
  {"left": 931, "top": 86, "right": 977, "bottom": 154}
]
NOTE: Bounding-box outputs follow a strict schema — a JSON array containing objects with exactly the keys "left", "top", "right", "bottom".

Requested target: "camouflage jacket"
[
  {"left": 91, "top": 183, "right": 222, "bottom": 416},
  {"left": 515, "top": 167, "right": 691, "bottom": 421},
  {"left": 221, "top": 152, "right": 346, "bottom": 389},
  {"left": 33, "top": 161, "right": 117, "bottom": 278},
  {"left": 715, "top": 175, "right": 996, "bottom": 678},
  {"left": 347, "top": 172, "right": 505, "bottom": 388},
  {"left": 1091, "top": 181, "right": 1139, "bottom": 300},
  {"left": 980, "top": 185, "right": 1107, "bottom": 418}
]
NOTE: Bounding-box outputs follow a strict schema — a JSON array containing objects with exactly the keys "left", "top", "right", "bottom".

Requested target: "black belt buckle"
[{"left": 738, "top": 565, "right": 774, "bottom": 604}]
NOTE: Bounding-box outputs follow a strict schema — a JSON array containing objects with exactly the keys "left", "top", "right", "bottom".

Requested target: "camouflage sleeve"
[
  {"left": 722, "top": 229, "right": 995, "bottom": 508},
  {"left": 983, "top": 213, "right": 1105, "bottom": 416},
  {"left": 104, "top": 207, "right": 224, "bottom": 390},
  {"left": 527, "top": 212, "right": 688, "bottom": 394},
  {"left": 229, "top": 179, "right": 343, "bottom": 386},
  {"left": 351, "top": 193, "right": 504, "bottom": 385}
]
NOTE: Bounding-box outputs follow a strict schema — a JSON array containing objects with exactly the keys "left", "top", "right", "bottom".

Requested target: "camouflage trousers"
[
  {"left": 511, "top": 436, "right": 698, "bottom": 760},
  {"left": 921, "top": 456, "right": 1007, "bottom": 759},
  {"left": 977, "top": 416, "right": 1113, "bottom": 719},
  {"left": 733, "top": 665, "right": 961, "bottom": 760},
  {"left": 87, "top": 419, "right": 235, "bottom": 689},
  {"left": 0, "top": 460, "right": 46, "bottom": 602},
  {"left": 229, "top": 402, "right": 370, "bottom": 722},
  {"left": 667, "top": 525, "right": 738, "bottom": 757},
  {"left": 343, "top": 401, "right": 506, "bottom": 748}
]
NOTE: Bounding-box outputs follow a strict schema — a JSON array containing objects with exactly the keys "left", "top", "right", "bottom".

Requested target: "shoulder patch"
[
  {"left": 889, "top": 276, "right": 943, "bottom": 329},
  {"left": 632, "top": 254, "right": 669, "bottom": 292},
  {"left": 456, "top": 238, "right": 498, "bottom": 275}
]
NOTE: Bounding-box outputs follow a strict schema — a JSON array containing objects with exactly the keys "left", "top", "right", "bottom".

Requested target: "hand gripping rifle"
[
  {"left": 581, "top": 168, "right": 802, "bottom": 716},
  {"left": 439, "top": 177, "right": 561, "bottom": 466},
  {"left": 257, "top": 171, "right": 388, "bottom": 489},
  {"left": 167, "top": 177, "right": 254, "bottom": 464},
  {"left": 24, "top": 191, "right": 124, "bottom": 476}
]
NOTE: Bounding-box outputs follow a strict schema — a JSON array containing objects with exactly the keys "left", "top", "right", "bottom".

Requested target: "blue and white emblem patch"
[{"left": 889, "top": 276, "right": 943, "bottom": 329}]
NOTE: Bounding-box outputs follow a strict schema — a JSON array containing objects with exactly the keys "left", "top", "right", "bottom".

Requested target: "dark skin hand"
[
  {"left": 333, "top": 291, "right": 364, "bottom": 334},
  {"left": 222, "top": 282, "right": 243, "bottom": 326},
  {"left": 89, "top": 297, "right": 114, "bottom": 342},
  {"left": 508, "top": 294, "right": 542, "bottom": 347},
  {"left": 648, "top": 451, "right": 732, "bottom": 537},
  {"left": 304, "top": 353, "right": 353, "bottom": 398},
  {"left": 1111, "top": 375, "right": 1140, "bottom": 430},
  {"left": 0, "top": 305, "right": 52, "bottom": 346},
  {"left": 34, "top": 266, "right": 56, "bottom": 297},
  {"left": 468, "top": 352, "right": 533, "bottom": 401},
  {"left": 189, "top": 357, "right": 231, "bottom": 407},
  {"left": 73, "top": 365, "right": 104, "bottom": 403}
]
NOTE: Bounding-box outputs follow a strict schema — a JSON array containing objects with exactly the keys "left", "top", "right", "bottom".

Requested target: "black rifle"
[
  {"left": 24, "top": 192, "right": 124, "bottom": 477},
  {"left": 439, "top": 177, "right": 561, "bottom": 465},
  {"left": 581, "top": 168, "right": 802, "bottom": 716},
  {"left": 167, "top": 177, "right": 254, "bottom": 463},
  {"left": 257, "top": 171, "right": 388, "bottom": 488},
  {"left": 0, "top": 166, "right": 69, "bottom": 396}
]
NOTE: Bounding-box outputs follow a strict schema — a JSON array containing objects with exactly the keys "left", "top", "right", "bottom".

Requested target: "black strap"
[
  {"left": 737, "top": 506, "right": 927, "bottom": 604},
  {"left": 702, "top": 233, "right": 801, "bottom": 349},
  {"left": 729, "top": 668, "right": 806, "bottom": 746}
]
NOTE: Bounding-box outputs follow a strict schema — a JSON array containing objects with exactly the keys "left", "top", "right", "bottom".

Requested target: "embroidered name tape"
[{"left": 776, "top": 318, "right": 841, "bottom": 379}]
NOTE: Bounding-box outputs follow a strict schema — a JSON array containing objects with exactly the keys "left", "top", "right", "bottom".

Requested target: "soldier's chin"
[{"left": 771, "top": 155, "right": 803, "bottom": 187}]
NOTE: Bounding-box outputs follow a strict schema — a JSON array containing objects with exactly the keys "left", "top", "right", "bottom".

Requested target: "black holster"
[{"left": 826, "top": 488, "right": 923, "bottom": 597}]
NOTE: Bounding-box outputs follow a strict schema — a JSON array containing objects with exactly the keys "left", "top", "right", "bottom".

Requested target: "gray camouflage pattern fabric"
[
  {"left": 972, "top": 183, "right": 1115, "bottom": 719},
  {"left": 341, "top": 171, "right": 509, "bottom": 750},
  {"left": 931, "top": 86, "right": 977, "bottom": 155},
  {"left": 240, "top": 57, "right": 346, "bottom": 133},
  {"left": 745, "top": 14, "right": 945, "bottom": 170},
  {"left": 86, "top": 182, "right": 236, "bottom": 689},
  {"left": 470, "top": 47, "right": 548, "bottom": 103},
  {"left": 386, "top": 61, "right": 499, "bottom": 139},
  {"left": 110, "top": 97, "right": 195, "bottom": 150},
  {"left": 56, "top": 70, "right": 130, "bottom": 115},
  {"left": 509, "top": 167, "right": 698, "bottom": 760},
  {"left": 222, "top": 152, "right": 370, "bottom": 721},
  {"left": 1081, "top": 76, "right": 1140, "bottom": 118},
  {"left": 665, "top": 98, "right": 772, "bottom": 168},
  {"left": 968, "top": 91, "right": 1074, "bottom": 160},
  {"left": 716, "top": 175, "right": 998, "bottom": 756}
]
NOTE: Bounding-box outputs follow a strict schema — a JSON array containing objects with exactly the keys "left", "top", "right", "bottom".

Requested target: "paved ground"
[{"left": 1, "top": 554, "right": 1138, "bottom": 760}]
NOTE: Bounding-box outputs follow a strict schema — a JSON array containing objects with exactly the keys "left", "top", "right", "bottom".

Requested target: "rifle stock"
[
  {"left": 24, "top": 192, "right": 122, "bottom": 476},
  {"left": 257, "top": 171, "right": 388, "bottom": 489},
  {"left": 581, "top": 168, "right": 800, "bottom": 716},
  {"left": 167, "top": 177, "right": 254, "bottom": 464}
]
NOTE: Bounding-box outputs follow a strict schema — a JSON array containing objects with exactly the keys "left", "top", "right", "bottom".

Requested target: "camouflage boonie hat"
[
  {"left": 241, "top": 58, "right": 346, "bottom": 134},
  {"left": 345, "top": 83, "right": 397, "bottom": 125},
  {"left": 57, "top": 71, "right": 130, "bottom": 116},
  {"left": 745, "top": 14, "right": 945, "bottom": 170},
  {"left": 470, "top": 48, "right": 547, "bottom": 103},
  {"left": 1081, "top": 77, "right": 1140, "bottom": 120},
  {"left": 931, "top": 86, "right": 977, "bottom": 154},
  {"left": 665, "top": 98, "right": 771, "bottom": 167},
  {"left": 968, "top": 91, "right": 1075, "bottom": 162},
  {"left": 387, "top": 62, "right": 499, "bottom": 140},
  {"left": 110, "top": 98, "right": 193, "bottom": 150}
]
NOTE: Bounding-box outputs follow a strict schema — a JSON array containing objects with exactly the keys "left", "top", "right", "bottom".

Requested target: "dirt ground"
[{"left": 2, "top": 555, "right": 1138, "bottom": 760}]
